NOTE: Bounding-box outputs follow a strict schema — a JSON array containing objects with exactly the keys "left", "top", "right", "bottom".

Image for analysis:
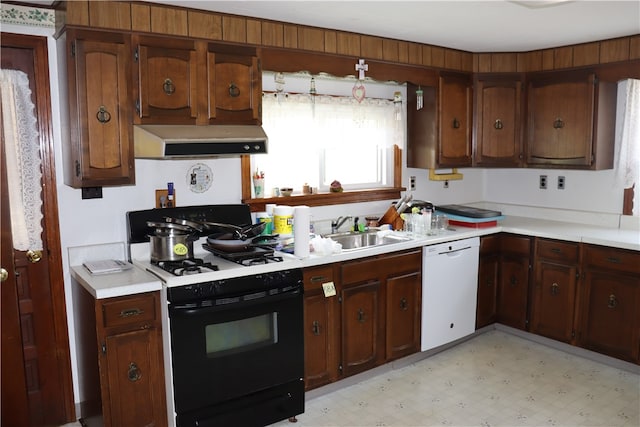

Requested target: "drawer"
[
  {"left": 101, "top": 293, "right": 158, "bottom": 329},
  {"left": 480, "top": 235, "right": 500, "bottom": 255},
  {"left": 303, "top": 265, "right": 335, "bottom": 293},
  {"left": 501, "top": 234, "right": 531, "bottom": 256},
  {"left": 536, "top": 238, "right": 579, "bottom": 263},
  {"left": 583, "top": 244, "right": 640, "bottom": 275}
]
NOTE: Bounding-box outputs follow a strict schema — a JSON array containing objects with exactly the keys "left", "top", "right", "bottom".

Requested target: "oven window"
[{"left": 205, "top": 312, "right": 278, "bottom": 358}]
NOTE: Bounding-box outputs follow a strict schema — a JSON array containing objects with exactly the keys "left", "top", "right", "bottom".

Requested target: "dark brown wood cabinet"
[
  {"left": 473, "top": 74, "right": 524, "bottom": 166},
  {"left": 438, "top": 72, "right": 473, "bottom": 167},
  {"left": 526, "top": 71, "right": 617, "bottom": 169},
  {"left": 133, "top": 35, "right": 199, "bottom": 124},
  {"left": 205, "top": 43, "right": 262, "bottom": 125},
  {"left": 477, "top": 235, "right": 500, "bottom": 328},
  {"left": 496, "top": 234, "right": 532, "bottom": 330},
  {"left": 531, "top": 239, "right": 580, "bottom": 344},
  {"left": 579, "top": 245, "right": 640, "bottom": 363},
  {"left": 302, "top": 265, "right": 340, "bottom": 390},
  {"left": 76, "top": 288, "right": 167, "bottom": 427},
  {"left": 64, "top": 29, "right": 134, "bottom": 187}
]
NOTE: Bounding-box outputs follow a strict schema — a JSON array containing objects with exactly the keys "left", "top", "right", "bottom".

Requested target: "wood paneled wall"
[{"left": 57, "top": 0, "right": 639, "bottom": 75}]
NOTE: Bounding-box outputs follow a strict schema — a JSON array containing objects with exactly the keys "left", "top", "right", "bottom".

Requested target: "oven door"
[{"left": 168, "top": 286, "right": 303, "bottom": 416}]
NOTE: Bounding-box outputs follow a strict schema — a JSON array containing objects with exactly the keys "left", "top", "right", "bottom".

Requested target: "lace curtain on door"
[
  {"left": 0, "top": 69, "right": 43, "bottom": 251},
  {"left": 614, "top": 79, "right": 640, "bottom": 216}
]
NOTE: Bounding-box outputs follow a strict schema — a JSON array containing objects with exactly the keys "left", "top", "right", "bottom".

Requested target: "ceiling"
[{"left": 18, "top": 1, "right": 640, "bottom": 52}]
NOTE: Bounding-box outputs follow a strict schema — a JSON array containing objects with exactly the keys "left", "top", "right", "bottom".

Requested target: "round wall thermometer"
[{"left": 187, "top": 163, "right": 213, "bottom": 193}]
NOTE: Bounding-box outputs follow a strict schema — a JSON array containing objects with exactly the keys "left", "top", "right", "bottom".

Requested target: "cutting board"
[{"left": 435, "top": 204, "right": 502, "bottom": 218}]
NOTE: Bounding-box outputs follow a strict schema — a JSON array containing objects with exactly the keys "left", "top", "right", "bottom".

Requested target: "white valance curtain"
[
  {"left": 614, "top": 79, "right": 640, "bottom": 216},
  {"left": 0, "top": 69, "right": 44, "bottom": 251}
]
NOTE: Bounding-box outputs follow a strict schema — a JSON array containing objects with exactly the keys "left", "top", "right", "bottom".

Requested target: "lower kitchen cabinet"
[
  {"left": 76, "top": 287, "right": 167, "bottom": 427},
  {"left": 496, "top": 234, "right": 532, "bottom": 330},
  {"left": 579, "top": 245, "right": 640, "bottom": 363},
  {"left": 477, "top": 235, "right": 500, "bottom": 328},
  {"left": 385, "top": 262, "right": 422, "bottom": 361},
  {"left": 531, "top": 239, "right": 580, "bottom": 344},
  {"left": 302, "top": 265, "right": 340, "bottom": 390}
]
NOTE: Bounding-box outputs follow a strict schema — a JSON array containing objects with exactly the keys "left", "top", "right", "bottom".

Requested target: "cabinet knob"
[
  {"left": 311, "top": 320, "right": 321, "bottom": 336},
  {"left": 163, "top": 78, "right": 175, "bottom": 95},
  {"left": 400, "top": 297, "right": 408, "bottom": 311},
  {"left": 509, "top": 275, "right": 518, "bottom": 286},
  {"left": 550, "top": 282, "right": 560, "bottom": 296},
  {"left": 357, "top": 308, "right": 365, "bottom": 323},
  {"left": 0, "top": 268, "right": 7, "bottom": 282},
  {"left": 128, "top": 362, "right": 142, "bottom": 382},
  {"left": 229, "top": 82, "right": 240, "bottom": 98},
  {"left": 96, "top": 105, "right": 111, "bottom": 123},
  {"left": 553, "top": 118, "right": 564, "bottom": 129},
  {"left": 494, "top": 119, "right": 503, "bottom": 130},
  {"left": 452, "top": 118, "right": 461, "bottom": 129},
  {"left": 26, "top": 250, "right": 42, "bottom": 263},
  {"left": 607, "top": 294, "right": 617, "bottom": 309}
]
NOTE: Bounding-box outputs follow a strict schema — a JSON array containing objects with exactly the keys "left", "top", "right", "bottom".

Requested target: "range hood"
[{"left": 134, "top": 125, "right": 268, "bottom": 159}]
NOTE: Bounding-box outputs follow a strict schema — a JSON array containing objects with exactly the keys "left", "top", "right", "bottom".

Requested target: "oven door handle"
[{"left": 169, "top": 287, "right": 302, "bottom": 316}]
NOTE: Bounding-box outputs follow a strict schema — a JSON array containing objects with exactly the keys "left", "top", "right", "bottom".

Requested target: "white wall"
[{"left": 3, "top": 15, "right": 630, "bottom": 410}]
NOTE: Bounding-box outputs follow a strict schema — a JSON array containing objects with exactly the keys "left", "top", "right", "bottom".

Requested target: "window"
[{"left": 251, "top": 72, "right": 405, "bottom": 197}]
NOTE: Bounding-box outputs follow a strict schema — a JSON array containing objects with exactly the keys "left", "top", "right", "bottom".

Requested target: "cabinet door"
[
  {"left": 302, "top": 265, "right": 339, "bottom": 390},
  {"left": 134, "top": 37, "right": 198, "bottom": 124},
  {"left": 477, "top": 253, "right": 499, "bottom": 329},
  {"left": 103, "top": 329, "right": 167, "bottom": 427},
  {"left": 341, "top": 281, "right": 381, "bottom": 377},
  {"left": 386, "top": 271, "right": 421, "bottom": 361},
  {"left": 67, "top": 31, "right": 134, "bottom": 187},
  {"left": 474, "top": 76, "right": 523, "bottom": 166},
  {"left": 531, "top": 261, "right": 578, "bottom": 343},
  {"left": 438, "top": 73, "right": 472, "bottom": 167},
  {"left": 526, "top": 74, "right": 594, "bottom": 167},
  {"left": 497, "top": 255, "right": 530, "bottom": 330},
  {"left": 580, "top": 271, "right": 640, "bottom": 363},
  {"left": 206, "top": 44, "right": 261, "bottom": 125}
]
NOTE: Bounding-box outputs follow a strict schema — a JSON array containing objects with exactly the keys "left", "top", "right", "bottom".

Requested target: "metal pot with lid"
[{"left": 147, "top": 221, "right": 198, "bottom": 262}]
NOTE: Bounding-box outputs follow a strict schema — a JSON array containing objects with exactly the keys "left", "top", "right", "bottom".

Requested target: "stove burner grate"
[
  {"left": 202, "top": 243, "right": 283, "bottom": 265},
  {"left": 153, "top": 258, "right": 219, "bottom": 276}
]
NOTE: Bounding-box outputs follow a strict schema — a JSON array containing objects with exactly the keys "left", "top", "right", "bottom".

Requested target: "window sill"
[{"left": 242, "top": 187, "right": 404, "bottom": 212}]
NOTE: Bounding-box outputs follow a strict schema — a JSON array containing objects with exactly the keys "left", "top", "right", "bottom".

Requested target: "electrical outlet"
[
  {"left": 443, "top": 180, "right": 449, "bottom": 189},
  {"left": 539, "top": 175, "right": 547, "bottom": 189},
  {"left": 410, "top": 176, "right": 416, "bottom": 191},
  {"left": 557, "top": 176, "right": 565, "bottom": 189}
]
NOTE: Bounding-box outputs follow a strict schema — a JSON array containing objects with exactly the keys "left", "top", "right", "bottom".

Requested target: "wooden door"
[
  {"left": 1, "top": 33, "right": 74, "bottom": 425},
  {"left": 438, "top": 72, "right": 472, "bottom": 167},
  {"left": 531, "top": 261, "right": 578, "bottom": 343},
  {"left": 341, "top": 281, "right": 381, "bottom": 377},
  {"left": 474, "top": 75, "right": 523, "bottom": 166},
  {"left": 385, "top": 271, "right": 421, "bottom": 361}
]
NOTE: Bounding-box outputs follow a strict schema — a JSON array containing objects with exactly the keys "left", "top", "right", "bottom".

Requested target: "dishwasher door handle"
[{"left": 438, "top": 246, "right": 472, "bottom": 257}]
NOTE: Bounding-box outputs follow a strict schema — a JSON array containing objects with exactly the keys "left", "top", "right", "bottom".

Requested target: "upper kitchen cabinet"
[
  {"left": 525, "top": 71, "right": 617, "bottom": 169},
  {"left": 133, "top": 35, "right": 199, "bottom": 124},
  {"left": 407, "top": 73, "right": 472, "bottom": 169},
  {"left": 63, "top": 29, "right": 135, "bottom": 187},
  {"left": 473, "top": 74, "right": 524, "bottom": 167},
  {"left": 205, "top": 43, "right": 262, "bottom": 125}
]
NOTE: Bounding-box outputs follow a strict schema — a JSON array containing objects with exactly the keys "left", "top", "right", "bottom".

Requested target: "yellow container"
[{"left": 273, "top": 206, "right": 294, "bottom": 237}]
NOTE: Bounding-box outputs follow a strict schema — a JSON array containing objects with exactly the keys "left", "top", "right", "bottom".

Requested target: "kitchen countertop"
[{"left": 71, "top": 215, "right": 639, "bottom": 299}]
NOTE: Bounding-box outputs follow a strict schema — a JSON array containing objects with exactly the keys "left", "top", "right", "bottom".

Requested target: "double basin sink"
[{"left": 323, "top": 230, "right": 412, "bottom": 251}]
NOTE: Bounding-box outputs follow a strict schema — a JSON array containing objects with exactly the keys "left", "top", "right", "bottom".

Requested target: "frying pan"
[
  {"left": 165, "top": 217, "right": 266, "bottom": 240},
  {"left": 206, "top": 232, "right": 278, "bottom": 253}
]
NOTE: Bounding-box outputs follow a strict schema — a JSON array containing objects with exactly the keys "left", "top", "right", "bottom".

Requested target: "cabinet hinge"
[
  {"left": 338, "top": 364, "right": 343, "bottom": 372},
  {"left": 75, "top": 160, "right": 80, "bottom": 177},
  {"left": 338, "top": 296, "right": 342, "bottom": 303},
  {"left": 134, "top": 47, "right": 139, "bottom": 62},
  {"left": 71, "top": 41, "right": 76, "bottom": 57},
  {"left": 571, "top": 330, "right": 575, "bottom": 338},
  {"left": 135, "top": 99, "right": 140, "bottom": 115},
  {"left": 101, "top": 343, "right": 106, "bottom": 354}
]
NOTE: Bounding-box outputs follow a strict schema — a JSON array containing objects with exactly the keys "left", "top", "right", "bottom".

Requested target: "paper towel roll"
[{"left": 293, "top": 206, "right": 310, "bottom": 258}]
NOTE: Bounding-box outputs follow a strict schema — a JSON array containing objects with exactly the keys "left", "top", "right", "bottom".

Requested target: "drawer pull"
[
  {"left": 119, "top": 308, "right": 144, "bottom": 318},
  {"left": 310, "top": 275, "right": 328, "bottom": 283},
  {"left": 400, "top": 297, "right": 408, "bottom": 311},
  {"left": 163, "top": 78, "right": 175, "bottom": 95},
  {"left": 550, "top": 248, "right": 562, "bottom": 254},
  {"left": 494, "top": 119, "right": 503, "bottom": 130},
  {"left": 607, "top": 294, "right": 617, "bottom": 309},
  {"left": 96, "top": 105, "right": 111, "bottom": 123},
  {"left": 606, "top": 257, "right": 621, "bottom": 264},
  {"left": 229, "top": 82, "right": 240, "bottom": 97},
  {"left": 452, "top": 118, "right": 460, "bottom": 129},
  {"left": 128, "top": 362, "right": 142, "bottom": 382},
  {"left": 553, "top": 118, "right": 564, "bottom": 129},
  {"left": 312, "top": 320, "right": 321, "bottom": 336},
  {"left": 509, "top": 275, "right": 518, "bottom": 286},
  {"left": 357, "top": 308, "right": 365, "bottom": 323},
  {"left": 550, "top": 282, "right": 560, "bottom": 295}
]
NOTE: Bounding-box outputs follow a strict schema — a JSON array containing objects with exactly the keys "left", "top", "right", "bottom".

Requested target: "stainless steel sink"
[{"left": 323, "top": 230, "right": 411, "bottom": 251}]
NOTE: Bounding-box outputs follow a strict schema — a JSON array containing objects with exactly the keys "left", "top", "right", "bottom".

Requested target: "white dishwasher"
[{"left": 421, "top": 236, "right": 480, "bottom": 351}]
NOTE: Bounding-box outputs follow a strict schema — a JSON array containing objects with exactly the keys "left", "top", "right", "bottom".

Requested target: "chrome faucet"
[{"left": 331, "top": 216, "right": 352, "bottom": 234}]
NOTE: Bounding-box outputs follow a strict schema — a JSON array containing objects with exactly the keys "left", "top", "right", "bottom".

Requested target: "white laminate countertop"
[
  {"left": 70, "top": 263, "right": 162, "bottom": 299},
  {"left": 71, "top": 215, "right": 639, "bottom": 299}
]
